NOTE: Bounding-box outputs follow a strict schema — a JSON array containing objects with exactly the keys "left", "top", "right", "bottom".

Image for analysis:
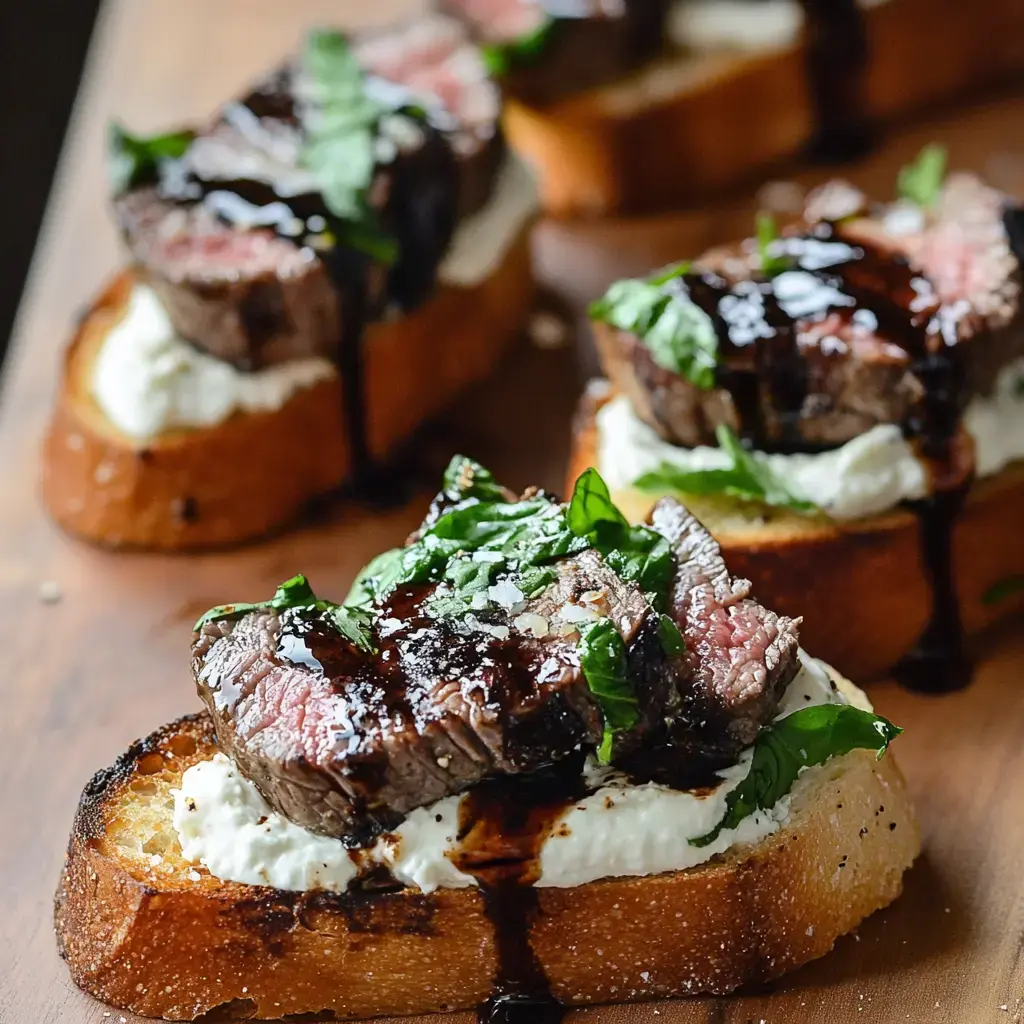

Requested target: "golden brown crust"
[
  {"left": 40, "top": 227, "right": 534, "bottom": 551},
  {"left": 506, "top": 0, "right": 1024, "bottom": 216},
  {"left": 55, "top": 692, "right": 917, "bottom": 1021},
  {"left": 569, "top": 385, "right": 1024, "bottom": 681}
]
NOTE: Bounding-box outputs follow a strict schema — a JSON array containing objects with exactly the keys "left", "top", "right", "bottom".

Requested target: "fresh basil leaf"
[
  {"left": 692, "top": 704, "right": 902, "bottom": 848},
  {"left": 567, "top": 467, "right": 630, "bottom": 541},
  {"left": 567, "top": 468, "right": 675, "bottom": 608},
  {"left": 590, "top": 263, "right": 717, "bottom": 390},
  {"left": 982, "top": 575, "right": 1024, "bottom": 606},
  {"left": 897, "top": 143, "right": 947, "bottom": 210},
  {"left": 634, "top": 424, "right": 818, "bottom": 515},
  {"left": 577, "top": 618, "right": 640, "bottom": 764},
  {"left": 480, "top": 17, "right": 557, "bottom": 77},
  {"left": 300, "top": 29, "right": 398, "bottom": 264},
  {"left": 108, "top": 121, "right": 195, "bottom": 195},
  {"left": 756, "top": 212, "right": 791, "bottom": 276},
  {"left": 195, "top": 574, "right": 375, "bottom": 654},
  {"left": 658, "top": 614, "right": 685, "bottom": 656},
  {"left": 442, "top": 455, "right": 508, "bottom": 504}
]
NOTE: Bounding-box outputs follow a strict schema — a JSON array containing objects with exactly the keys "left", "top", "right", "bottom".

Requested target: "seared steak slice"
[
  {"left": 597, "top": 173, "right": 1024, "bottom": 453},
  {"left": 615, "top": 497, "right": 801, "bottom": 786},
  {"left": 652, "top": 497, "right": 800, "bottom": 747},
  {"left": 193, "top": 550, "right": 655, "bottom": 843},
  {"left": 115, "top": 187, "right": 343, "bottom": 369},
  {"left": 116, "top": 46, "right": 462, "bottom": 368},
  {"left": 352, "top": 12, "right": 503, "bottom": 216},
  {"left": 444, "top": 0, "right": 668, "bottom": 104}
]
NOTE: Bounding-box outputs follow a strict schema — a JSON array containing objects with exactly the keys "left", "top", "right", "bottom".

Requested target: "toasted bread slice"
[
  {"left": 55, "top": 670, "right": 918, "bottom": 1022},
  {"left": 569, "top": 385, "right": 1024, "bottom": 682},
  {"left": 507, "top": 0, "right": 1024, "bottom": 216},
  {"left": 41, "top": 225, "right": 534, "bottom": 551}
]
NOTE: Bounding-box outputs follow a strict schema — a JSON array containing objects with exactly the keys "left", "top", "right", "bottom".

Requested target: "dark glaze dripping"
[
  {"left": 800, "top": 0, "right": 873, "bottom": 161},
  {"left": 894, "top": 320, "right": 973, "bottom": 692},
  {"left": 453, "top": 761, "right": 586, "bottom": 1024}
]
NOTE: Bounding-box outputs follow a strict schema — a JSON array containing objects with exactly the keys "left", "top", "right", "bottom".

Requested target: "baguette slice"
[
  {"left": 507, "top": 0, "right": 1024, "bottom": 216},
  {"left": 55, "top": 671, "right": 918, "bottom": 1021},
  {"left": 41, "top": 223, "right": 534, "bottom": 551},
  {"left": 569, "top": 385, "right": 1024, "bottom": 682}
]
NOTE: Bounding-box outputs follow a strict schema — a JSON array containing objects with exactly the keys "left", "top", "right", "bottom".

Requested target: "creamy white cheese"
[
  {"left": 668, "top": 0, "right": 803, "bottom": 53},
  {"left": 596, "top": 394, "right": 928, "bottom": 520},
  {"left": 668, "top": 0, "right": 892, "bottom": 54},
  {"left": 172, "top": 653, "right": 840, "bottom": 894},
  {"left": 963, "top": 357, "right": 1024, "bottom": 478},
  {"left": 438, "top": 156, "right": 538, "bottom": 287},
  {"left": 596, "top": 371, "right": 1024, "bottom": 521},
  {"left": 91, "top": 285, "right": 336, "bottom": 441}
]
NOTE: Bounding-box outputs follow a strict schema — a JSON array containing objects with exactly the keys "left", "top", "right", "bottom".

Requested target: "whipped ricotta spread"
[
  {"left": 173, "top": 653, "right": 842, "bottom": 894},
  {"left": 91, "top": 285, "right": 336, "bottom": 441},
  {"left": 596, "top": 363, "right": 1024, "bottom": 521},
  {"left": 668, "top": 0, "right": 891, "bottom": 54},
  {"left": 438, "top": 156, "right": 538, "bottom": 287}
]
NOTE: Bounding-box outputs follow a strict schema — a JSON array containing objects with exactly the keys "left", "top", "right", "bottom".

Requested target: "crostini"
[
  {"left": 41, "top": 19, "right": 537, "bottom": 550},
  {"left": 571, "top": 149, "right": 1024, "bottom": 684},
  {"left": 55, "top": 457, "right": 918, "bottom": 1021},
  {"left": 446, "top": 0, "right": 1024, "bottom": 216}
]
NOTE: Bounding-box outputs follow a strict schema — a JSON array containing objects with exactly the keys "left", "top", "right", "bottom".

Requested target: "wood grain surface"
[{"left": 0, "top": 2, "right": 1022, "bottom": 1022}]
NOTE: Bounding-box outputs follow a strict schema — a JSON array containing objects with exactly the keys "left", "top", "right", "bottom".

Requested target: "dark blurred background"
[{"left": 0, "top": 1, "right": 101, "bottom": 369}]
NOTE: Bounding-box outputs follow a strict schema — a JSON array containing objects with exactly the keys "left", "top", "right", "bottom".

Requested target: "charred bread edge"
[
  {"left": 504, "top": 0, "right": 1024, "bottom": 216},
  {"left": 40, "top": 224, "right": 534, "bottom": 552},
  {"left": 569, "top": 385, "right": 1024, "bottom": 682},
  {"left": 55, "top": 686, "right": 918, "bottom": 1021}
]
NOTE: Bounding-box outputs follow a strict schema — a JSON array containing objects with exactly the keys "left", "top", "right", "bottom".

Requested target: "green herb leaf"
[
  {"left": 692, "top": 704, "right": 902, "bottom": 847},
  {"left": 566, "top": 468, "right": 675, "bottom": 608},
  {"left": 567, "top": 467, "right": 630, "bottom": 542},
  {"left": 658, "top": 614, "right": 685, "bottom": 656},
  {"left": 196, "top": 574, "right": 374, "bottom": 653},
  {"left": 108, "top": 121, "right": 195, "bottom": 196},
  {"left": 634, "top": 424, "right": 818, "bottom": 515},
  {"left": 577, "top": 618, "right": 640, "bottom": 763},
  {"left": 300, "top": 29, "right": 398, "bottom": 263},
  {"left": 590, "top": 263, "right": 717, "bottom": 390},
  {"left": 756, "top": 212, "right": 791, "bottom": 276},
  {"left": 480, "top": 18, "right": 557, "bottom": 77},
  {"left": 897, "top": 143, "right": 947, "bottom": 210},
  {"left": 982, "top": 575, "right": 1024, "bottom": 606},
  {"left": 442, "top": 455, "right": 508, "bottom": 504}
]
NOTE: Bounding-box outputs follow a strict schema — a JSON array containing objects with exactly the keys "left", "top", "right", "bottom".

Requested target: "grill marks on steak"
[
  {"left": 193, "top": 494, "right": 799, "bottom": 843},
  {"left": 598, "top": 174, "right": 1024, "bottom": 453}
]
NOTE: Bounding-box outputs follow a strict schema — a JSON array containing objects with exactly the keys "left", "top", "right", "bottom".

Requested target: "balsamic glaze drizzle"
[
  {"left": 800, "top": 0, "right": 873, "bottom": 161},
  {"left": 452, "top": 764, "right": 587, "bottom": 1024}
]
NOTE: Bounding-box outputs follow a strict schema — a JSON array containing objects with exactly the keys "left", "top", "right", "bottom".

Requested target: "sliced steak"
[
  {"left": 192, "top": 549, "right": 655, "bottom": 843},
  {"left": 596, "top": 173, "right": 1024, "bottom": 453},
  {"left": 614, "top": 497, "right": 801, "bottom": 785},
  {"left": 352, "top": 12, "right": 503, "bottom": 216},
  {"left": 115, "top": 187, "right": 344, "bottom": 369},
  {"left": 115, "top": 48, "right": 462, "bottom": 368},
  {"left": 444, "top": 0, "right": 669, "bottom": 104}
]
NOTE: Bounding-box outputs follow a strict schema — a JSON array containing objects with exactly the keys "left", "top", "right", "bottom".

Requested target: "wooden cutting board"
[{"left": 0, "top": 2, "right": 1022, "bottom": 1022}]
